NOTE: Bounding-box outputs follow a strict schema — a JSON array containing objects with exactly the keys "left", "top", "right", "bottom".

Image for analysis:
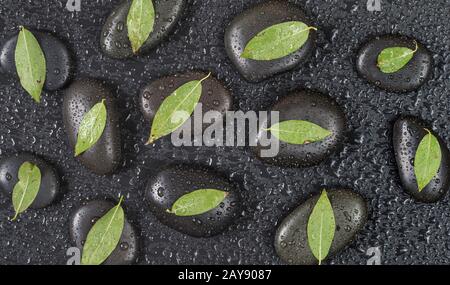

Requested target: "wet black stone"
[
  {"left": 224, "top": 0, "right": 316, "bottom": 82},
  {"left": 69, "top": 200, "right": 139, "bottom": 265},
  {"left": 275, "top": 189, "right": 368, "bottom": 265},
  {"left": 0, "top": 153, "right": 60, "bottom": 209},
  {"left": 100, "top": 0, "right": 186, "bottom": 59},
  {"left": 0, "top": 30, "right": 73, "bottom": 91},
  {"left": 393, "top": 116, "right": 450, "bottom": 203},
  {"left": 356, "top": 34, "right": 432, "bottom": 93},
  {"left": 146, "top": 165, "right": 241, "bottom": 237},
  {"left": 253, "top": 90, "right": 346, "bottom": 168},
  {"left": 140, "top": 71, "right": 233, "bottom": 139},
  {"left": 63, "top": 79, "right": 122, "bottom": 175}
]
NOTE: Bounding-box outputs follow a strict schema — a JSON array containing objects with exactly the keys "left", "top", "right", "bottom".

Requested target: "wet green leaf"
[
  {"left": 167, "top": 189, "right": 228, "bottom": 217},
  {"left": 11, "top": 162, "right": 41, "bottom": 221},
  {"left": 127, "top": 0, "right": 155, "bottom": 54},
  {"left": 241, "top": 21, "right": 316, "bottom": 61},
  {"left": 307, "top": 190, "right": 336, "bottom": 265},
  {"left": 377, "top": 42, "right": 418, "bottom": 73},
  {"left": 267, "top": 120, "right": 331, "bottom": 145},
  {"left": 81, "top": 196, "right": 125, "bottom": 265},
  {"left": 146, "top": 73, "right": 211, "bottom": 144},
  {"left": 14, "top": 26, "right": 46, "bottom": 103},
  {"left": 75, "top": 100, "right": 107, "bottom": 157},
  {"left": 414, "top": 129, "right": 441, "bottom": 192}
]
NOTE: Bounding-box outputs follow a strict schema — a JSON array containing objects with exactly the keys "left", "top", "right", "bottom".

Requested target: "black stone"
[
  {"left": 275, "top": 189, "right": 368, "bottom": 265},
  {"left": 356, "top": 34, "right": 432, "bottom": 93},
  {"left": 0, "top": 30, "right": 73, "bottom": 91},
  {"left": 393, "top": 116, "right": 450, "bottom": 203},
  {"left": 63, "top": 79, "right": 122, "bottom": 175},
  {"left": 224, "top": 0, "right": 316, "bottom": 82},
  {"left": 100, "top": 0, "right": 186, "bottom": 59},
  {"left": 253, "top": 90, "right": 346, "bottom": 168},
  {"left": 146, "top": 165, "right": 241, "bottom": 237},
  {"left": 140, "top": 71, "right": 233, "bottom": 139},
  {"left": 0, "top": 153, "right": 60, "bottom": 209},
  {"left": 69, "top": 200, "right": 139, "bottom": 265}
]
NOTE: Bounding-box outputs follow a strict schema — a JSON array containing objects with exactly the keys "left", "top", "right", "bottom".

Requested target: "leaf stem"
[
  {"left": 412, "top": 40, "right": 419, "bottom": 53},
  {"left": 117, "top": 195, "right": 124, "bottom": 207},
  {"left": 11, "top": 213, "right": 18, "bottom": 222}
]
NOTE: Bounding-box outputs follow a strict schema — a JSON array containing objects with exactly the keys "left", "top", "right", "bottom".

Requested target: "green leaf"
[
  {"left": 266, "top": 120, "right": 332, "bottom": 145},
  {"left": 127, "top": 0, "right": 155, "bottom": 54},
  {"left": 75, "top": 99, "right": 107, "bottom": 157},
  {"left": 81, "top": 196, "right": 125, "bottom": 265},
  {"left": 241, "top": 21, "right": 316, "bottom": 61},
  {"left": 414, "top": 129, "right": 442, "bottom": 192},
  {"left": 11, "top": 162, "right": 41, "bottom": 221},
  {"left": 146, "top": 73, "right": 211, "bottom": 144},
  {"left": 167, "top": 189, "right": 228, "bottom": 217},
  {"left": 14, "top": 26, "right": 46, "bottom": 103},
  {"left": 377, "top": 42, "right": 418, "bottom": 73},
  {"left": 307, "top": 190, "right": 336, "bottom": 265}
]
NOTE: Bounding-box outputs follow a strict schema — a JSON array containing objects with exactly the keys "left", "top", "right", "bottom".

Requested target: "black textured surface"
[{"left": 0, "top": 0, "right": 449, "bottom": 265}]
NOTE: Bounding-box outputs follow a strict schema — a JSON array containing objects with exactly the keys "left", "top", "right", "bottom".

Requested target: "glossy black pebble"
[
  {"left": 253, "top": 90, "right": 346, "bottom": 168},
  {"left": 63, "top": 79, "right": 122, "bottom": 175},
  {"left": 101, "top": 0, "right": 186, "bottom": 59},
  {"left": 69, "top": 200, "right": 139, "bottom": 265},
  {"left": 225, "top": 0, "right": 316, "bottom": 82},
  {"left": 356, "top": 34, "right": 432, "bottom": 92},
  {"left": 146, "top": 165, "right": 241, "bottom": 237},
  {"left": 275, "top": 189, "right": 368, "bottom": 265},
  {"left": 140, "top": 71, "right": 233, "bottom": 137},
  {"left": 0, "top": 30, "right": 73, "bottom": 91},
  {"left": 0, "top": 153, "right": 60, "bottom": 209},
  {"left": 393, "top": 117, "right": 450, "bottom": 203}
]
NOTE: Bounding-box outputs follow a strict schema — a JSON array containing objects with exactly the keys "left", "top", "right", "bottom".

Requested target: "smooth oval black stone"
[
  {"left": 253, "top": 90, "right": 346, "bottom": 168},
  {"left": 356, "top": 34, "right": 432, "bottom": 93},
  {"left": 275, "top": 189, "right": 368, "bottom": 265},
  {"left": 0, "top": 30, "right": 73, "bottom": 91},
  {"left": 224, "top": 0, "right": 316, "bottom": 82},
  {"left": 63, "top": 79, "right": 122, "bottom": 175},
  {"left": 69, "top": 200, "right": 139, "bottom": 265},
  {"left": 146, "top": 165, "right": 241, "bottom": 237},
  {"left": 393, "top": 116, "right": 450, "bottom": 203},
  {"left": 0, "top": 153, "right": 60, "bottom": 209},
  {"left": 100, "top": 0, "right": 186, "bottom": 59},
  {"left": 140, "top": 71, "right": 233, "bottom": 138}
]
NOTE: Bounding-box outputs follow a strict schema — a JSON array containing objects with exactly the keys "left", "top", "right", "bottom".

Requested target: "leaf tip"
[
  {"left": 145, "top": 135, "right": 157, "bottom": 145},
  {"left": 33, "top": 93, "right": 41, "bottom": 103},
  {"left": 240, "top": 50, "right": 251, "bottom": 59},
  {"left": 132, "top": 45, "right": 140, "bottom": 55}
]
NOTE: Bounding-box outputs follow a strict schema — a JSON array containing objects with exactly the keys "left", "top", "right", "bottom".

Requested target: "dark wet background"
[{"left": 0, "top": 0, "right": 449, "bottom": 265}]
